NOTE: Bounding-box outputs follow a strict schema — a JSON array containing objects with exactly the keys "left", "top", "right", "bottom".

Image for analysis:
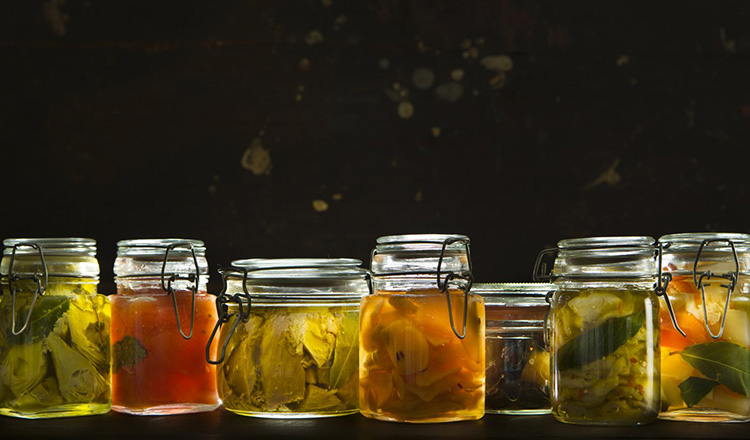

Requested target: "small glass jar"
[
  {"left": 0, "top": 238, "right": 110, "bottom": 419},
  {"left": 535, "top": 236, "right": 660, "bottom": 425},
  {"left": 473, "top": 283, "right": 554, "bottom": 415},
  {"left": 657, "top": 233, "right": 750, "bottom": 422},
  {"left": 111, "top": 239, "right": 219, "bottom": 415},
  {"left": 207, "top": 258, "right": 368, "bottom": 418},
  {"left": 360, "top": 234, "right": 485, "bottom": 423}
]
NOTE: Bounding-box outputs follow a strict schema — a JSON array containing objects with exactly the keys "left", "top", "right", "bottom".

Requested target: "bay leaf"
[
  {"left": 112, "top": 335, "right": 148, "bottom": 374},
  {"left": 328, "top": 313, "right": 358, "bottom": 389},
  {"left": 557, "top": 309, "right": 645, "bottom": 371},
  {"left": 7, "top": 295, "right": 70, "bottom": 344},
  {"left": 678, "top": 376, "right": 719, "bottom": 407},
  {"left": 680, "top": 342, "right": 750, "bottom": 396}
]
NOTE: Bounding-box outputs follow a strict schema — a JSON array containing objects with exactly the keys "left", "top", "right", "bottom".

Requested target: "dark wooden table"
[{"left": 2, "top": 410, "right": 748, "bottom": 439}]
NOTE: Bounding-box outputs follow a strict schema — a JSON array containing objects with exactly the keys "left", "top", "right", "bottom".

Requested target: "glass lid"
[
  {"left": 659, "top": 233, "right": 750, "bottom": 253},
  {"left": 116, "top": 239, "right": 206, "bottom": 257},
  {"left": 471, "top": 283, "right": 554, "bottom": 307},
  {"left": 551, "top": 236, "right": 657, "bottom": 279},
  {"left": 230, "top": 258, "right": 367, "bottom": 279},
  {"left": 3, "top": 238, "right": 97, "bottom": 256}
]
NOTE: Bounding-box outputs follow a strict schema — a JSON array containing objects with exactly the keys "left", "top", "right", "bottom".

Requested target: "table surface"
[{"left": 2, "top": 409, "right": 749, "bottom": 440}]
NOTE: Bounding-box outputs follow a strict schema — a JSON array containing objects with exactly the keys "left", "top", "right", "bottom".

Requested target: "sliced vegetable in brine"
[{"left": 557, "top": 310, "right": 645, "bottom": 371}]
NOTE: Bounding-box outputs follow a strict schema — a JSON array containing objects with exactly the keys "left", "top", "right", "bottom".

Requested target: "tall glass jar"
[
  {"left": 534, "top": 236, "right": 660, "bottom": 425},
  {"left": 473, "top": 283, "right": 554, "bottom": 415},
  {"left": 0, "top": 238, "right": 110, "bottom": 419},
  {"left": 657, "top": 233, "right": 750, "bottom": 422},
  {"left": 111, "top": 239, "right": 219, "bottom": 415},
  {"left": 207, "top": 258, "right": 368, "bottom": 418},
  {"left": 360, "top": 234, "right": 485, "bottom": 423}
]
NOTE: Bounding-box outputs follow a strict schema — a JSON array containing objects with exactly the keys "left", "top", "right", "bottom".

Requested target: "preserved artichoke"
[
  {"left": 0, "top": 280, "right": 110, "bottom": 418},
  {"left": 217, "top": 305, "right": 359, "bottom": 416}
]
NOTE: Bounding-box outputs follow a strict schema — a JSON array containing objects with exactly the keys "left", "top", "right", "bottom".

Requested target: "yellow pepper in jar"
[{"left": 359, "top": 290, "right": 485, "bottom": 423}]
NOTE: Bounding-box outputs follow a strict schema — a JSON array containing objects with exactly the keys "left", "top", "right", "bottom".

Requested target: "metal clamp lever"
[
  {"left": 161, "top": 242, "right": 200, "bottom": 340},
  {"left": 206, "top": 267, "right": 251, "bottom": 364},
  {"left": 6, "top": 243, "right": 48, "bottom": 336},
  {"left": 693, "top": 239, "right": 739, "bottom": 339}
]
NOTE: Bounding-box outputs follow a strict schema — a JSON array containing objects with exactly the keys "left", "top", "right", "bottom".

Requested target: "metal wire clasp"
[
  {"left": 6, "top": 243, "right": 48, "bottom": 335},
  {"left": 692, "top": 239, "right": 739, "bottom": 339},
  {"left": 161, "top": 242, "right": 200, "bottom": 339},
  {"left": 532, "top": 248, "right": 558, "bottom": 282},
  {"left": 436, "top": 237, "right": 473, "bottom": 340},
  {"left": 206, "top": 267, "right": 251, "bottom": 365},
  {"left": 655, "top": 242, "right": 685, "bottom": 337}
]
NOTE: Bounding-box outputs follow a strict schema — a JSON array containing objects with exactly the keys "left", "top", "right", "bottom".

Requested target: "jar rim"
[
  {"left": 230, "top": 258, "right": 368, "bottom": 280},
  {"left": 3, "top": 237, "right": 97, "bottom": 256},
  {"left": 558, "top": 236, "right": 655, "bottom": 250},
  {"left": 659, "top": 232, "right": 750, "bottom": 249},
  {"left": 472, "top": 283, "right": 553, "bottom": 307},
  {"left": 116, "top": 238, "right": 206, "bottom": 257},
  {"left": 376, "top": 233, "right": 469, "bottom": 245},
  {"left": 472, "top": 282, "right": 555, "bottom": 296}
]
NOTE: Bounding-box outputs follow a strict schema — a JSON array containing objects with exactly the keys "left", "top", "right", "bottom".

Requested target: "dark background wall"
[{"left": 1, "top": 1, "right": 749, "bottom": 293}]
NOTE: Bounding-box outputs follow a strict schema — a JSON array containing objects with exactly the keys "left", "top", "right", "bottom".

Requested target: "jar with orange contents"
[
  {"left": 111, "top": 239, "right": 220, "bottom": 415},
  {"left": 657, "top": 233, "right": 750, "bottom": 422},
  {"left": 360, "top": 234, "right": 485, "bottom": 423}
]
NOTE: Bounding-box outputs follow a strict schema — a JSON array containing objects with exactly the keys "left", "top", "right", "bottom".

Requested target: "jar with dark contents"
[{"left": 473, "top": 283, "right": 553, "bottom": 415}]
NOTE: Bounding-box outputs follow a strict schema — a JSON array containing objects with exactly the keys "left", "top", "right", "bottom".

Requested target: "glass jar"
[
  {"left": 534, "top": 236, "right": 660, "bottom": 425},
  {"left": 111, "top": 239, "right": 219, "bottom": 415},
  {"left": 473, "top": 283, "right": 554, "bottom": 415},
  {"left": 0, "top": 238, "right": 110, "bottom": 419},
  {"left": 207, "top": 258, "right": 368, "bottom": 418},
  {"left": 360, "top": 234, "right": 485, "bottom": 423},
  {"left": 657, "top": 233, "right": 750, "bottom": 422}
]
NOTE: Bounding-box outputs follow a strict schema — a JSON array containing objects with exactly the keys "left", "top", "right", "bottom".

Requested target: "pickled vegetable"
[
  {"left": 217, "top": 306, "right": 359, "bottom": 416},
  {"left": 359, "top": 291, "right": 485, "bottom": 423},
  {"left": 551, "top": 289, "right": 659, "bottom": 425},
  {"left": 0, "top": 280, "right": 110, "bottom": 418},
  {"left": 659, "top": 274, "right": 750, "bottom": 420},
  {"left": 110, "top": 289, "right": 219, "bottom": 414}
]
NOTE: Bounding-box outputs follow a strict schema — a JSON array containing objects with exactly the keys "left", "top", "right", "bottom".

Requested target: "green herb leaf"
[
  {"left": 557, "top": 310, "right": 645, "bottom": 371},
  {"left": 680, "top": 342, "right": 750, "bottom": 396},
  {"left": 112, "top": 335, "right": 148, "bottom": 373},
  {"left": 7, "top": 296, "right": 70, "bottom": 344},
  {"left": 328, "top": 314, "right": 358, "bottom": 389},
  {"left": 679, "top": 376, "right": 720, "bottom": 407}
]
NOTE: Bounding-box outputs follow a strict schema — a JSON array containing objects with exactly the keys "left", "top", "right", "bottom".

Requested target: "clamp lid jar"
[
  {"left": 474, "top": 283, "right": 554, "bottom": 415},
  {"left": 657, "top": 233, "right": 750, "bottom": 422},
  {"left": 0, "top": 238, "right": 110, "bottom": 419},
  {"left": 361, "top": 234, "right": 485, "bottom": 423},
  {"left": 207, "top": 258, "right": 369, "bottom": 418},
  {"left": 111, "top": 238, "right": 219, "bottom": 415},
  {"left": 535, "top": 236, "right": 661, "bottom": 426}
]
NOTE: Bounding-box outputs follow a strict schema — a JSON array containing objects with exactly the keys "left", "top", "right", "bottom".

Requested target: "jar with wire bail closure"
[
  {"left": 473, "top": 283, "right": 554, "bottom": 415},
  {"left": 534, "top": 236, "right": 663, "bottom": 425},
  {"left": 111, "top": 239, "right": 219, "bottom": 415},
  {"left": 206, "top": 258, "right": 368, "bottom": 418},
  {"left": 0, "top": 238, "right": 110, "bottom": 419},
  {"left": 360, "top": 234, "right": 485, "bottom": 423},
  {"left": 657, "top": 233, "right": 750, "bottom": 422}
]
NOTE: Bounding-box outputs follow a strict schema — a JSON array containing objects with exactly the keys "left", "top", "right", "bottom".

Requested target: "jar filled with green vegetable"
[
  {"left": 207, "top": 258, "right": 368, "bottom": 418},
  {"left": 658, "top": 233, "right": 750, "bottom": 422},
  {"left": 0, "top": 238, "right": 110, "bottom": 419},
  {"left": 534, "top": 236, "right": 661, "bottom": 425}
]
